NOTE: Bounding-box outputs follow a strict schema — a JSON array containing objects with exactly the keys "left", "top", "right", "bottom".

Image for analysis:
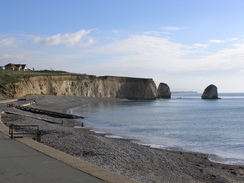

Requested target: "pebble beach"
[{"left": 1, "top": 95, "right": 244, "bottom": 183}]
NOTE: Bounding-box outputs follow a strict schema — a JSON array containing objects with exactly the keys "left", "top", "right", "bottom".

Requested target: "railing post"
[
  {"left": 9, "top": 124, "right": 14, "bottom": 139},
  {"left": 37, "top": 131, "right": 41, "bottom": 142}
]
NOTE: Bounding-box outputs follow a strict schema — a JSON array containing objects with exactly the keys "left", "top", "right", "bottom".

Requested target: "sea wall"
[{"left": 4, "top": 75, "right": 158, "bottom": 99}]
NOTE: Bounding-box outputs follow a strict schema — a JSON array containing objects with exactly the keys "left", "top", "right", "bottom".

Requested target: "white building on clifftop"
[{"left": 4, "top": 63, "right": 29, "bottom": 71}]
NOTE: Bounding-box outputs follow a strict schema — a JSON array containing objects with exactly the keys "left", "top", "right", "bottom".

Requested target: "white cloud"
[
  {"left": 0, "top": 38, "right": 17, "bottom": 47},
  {"left": 193, "top": 43, "right": 244, "bottom": 71},
  {"left": 3, "top": 31, "right": 244, "bottom": 92},
  {"left": 3, "top": 32, "right": 244, "bottom": 75},
  {"left": 80, "top": 35, "right": 196, "bottom": 74},
  {"left": 228, "top": 37, "right": 238, "bottom": 41},
  {"left": 0, "top": 54, "right": 14, "bottom": 61},
  {"left": 143, "top": 31, "right": 172, "bottom": 36},
  {"left": 162, "top": 26, "right": 181, "bottom": 31},
  {"left": 92, "top": 35, "right": 186, "bottom": 58},
  {"left": 112, "top": 29, "right": 119, "bottom": 34},
  {"left": 35, "top": 30, "right": 95, "bottom": 47},
  {"left": 209, "top": 39, "right": 225, "bottom": 44},
  {"left": 0, "top": 53, "right": 26, "bottom": 65},
  {"left": 143, "top": 31, "right": 162, "bottom": 36},
  {"left": 78, "top": 35, "right": 244, "bottom": 77},
  {"left": 192, "top": 43, "right": 209, "bottom": 49},
  {"left": 239, "top": 69, "right": 244, "bottom": 73}
]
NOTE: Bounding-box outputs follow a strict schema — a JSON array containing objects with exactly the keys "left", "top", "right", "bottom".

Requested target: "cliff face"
[{"left": 4, "top": 75, "right": 158, "bottom": 99}]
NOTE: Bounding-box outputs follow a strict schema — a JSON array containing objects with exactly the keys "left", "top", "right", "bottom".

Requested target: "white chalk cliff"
[{"left": 3, "top": 75, "right": 158, "bottom": 99}]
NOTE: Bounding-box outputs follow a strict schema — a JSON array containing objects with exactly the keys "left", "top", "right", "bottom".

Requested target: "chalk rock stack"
[
  {"left": 201, "top": 84, "right": 220, "bottom": 99},
  {"left": 158, "top": 83, "right": 171, "bottom": 98}
]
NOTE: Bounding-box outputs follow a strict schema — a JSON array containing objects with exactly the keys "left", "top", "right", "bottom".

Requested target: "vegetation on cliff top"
[
  {"left": 0, "top": 70, "right": 156, "bottom": 100},
  {"left": 0, "top": 70, "right": 79, "bottom": 99},
  {"left": 0, "top": 70, "right": 83, "bottom": 84}
]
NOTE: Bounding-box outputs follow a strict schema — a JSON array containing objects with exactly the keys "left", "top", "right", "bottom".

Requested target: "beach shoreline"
[{"left": 1, "top": 95, "right": 244, "bottom": 183}]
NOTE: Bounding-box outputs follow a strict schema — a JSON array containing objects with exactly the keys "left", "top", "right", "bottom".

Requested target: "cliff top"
[
  {"left": 0, "top": 70, "right": 155, "bottom": 100},
  {"left": 0, "top": 70, "right": 80, "bottom": 84},
  {"left": 0, "top": 71, "right": 153, "bottom": 85},
  {"left": 0, "top": 70, "right": 78, "bottom": 99}
]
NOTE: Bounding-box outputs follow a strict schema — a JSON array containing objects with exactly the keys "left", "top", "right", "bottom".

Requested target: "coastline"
[{"left": 1, "top": 95, "right": 244, "bottom": 183}]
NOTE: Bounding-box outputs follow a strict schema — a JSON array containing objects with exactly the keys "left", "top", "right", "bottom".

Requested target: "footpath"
[
  {"left": 0, "top": 131, "right": 104, "bottom": 183},
  {"left": 0, "top": 107, "right": 138, "bottom": 183}
]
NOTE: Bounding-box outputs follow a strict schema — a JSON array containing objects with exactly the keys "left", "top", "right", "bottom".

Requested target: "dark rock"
[
  {"left": 158, "top": 83, "right": 171, "bottom": 98},
  {"left": 201, "top": 84, "right": 220, "bottom": 99}
]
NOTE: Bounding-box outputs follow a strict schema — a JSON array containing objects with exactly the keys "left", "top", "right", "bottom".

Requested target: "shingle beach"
[{"left": 1, "top": 95, "right": 244, "bottom": 183}]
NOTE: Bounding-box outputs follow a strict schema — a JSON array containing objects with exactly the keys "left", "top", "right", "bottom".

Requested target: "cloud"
[
  {"left": 80, "top": 35, "right": 194, "bottom": 74},
  {"left": 112, "top": 29, "right": 119, "bottom": 34},
  {"left": 228, "top": 38, "right": 238, "bottom": 41},
  {"left": 35, "top": 30, "right": 95, "bottom": 47},
  {"left": 0, "top": 54, "right": 14, "bottom": 61},
  {"left": 143, "top": 31, "right": 172, "bottom": 36},
  {"left": 3, "top": 32, "right": 244, "bottom": 75},
  {"left": 76, "top": 34, "right": 244, "bottom": 78},
  {"left": 162, "top": 26, "right": 181, "bottom": 31},
  {"left": 0, "top": 38, "right": 17, "bottom": 47},
  {"left": 192, "top": 43, "right": 209, "bottom": 49},
  {"left": 0, "top": 53, "right": 26, "bottom": 65},
  {"left": 3, "top": 30, "right": 244, "bottom": 92},
  {"left": 143, "top": 31, "right": 163, "bottom": 36},
  {"left": 209, "top": 39, "right": 225, "bottom": 44},
  {"left": 193, "top": 43, "right": 244, "bottom": 71},
  {"left": 239, "top": 69, "right": 244, "bottom": 73},
  {"left": 93, "top": 35, "right": 186, "bottom": 57}
]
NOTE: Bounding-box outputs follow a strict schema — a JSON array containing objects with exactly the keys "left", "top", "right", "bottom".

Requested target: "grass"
[
  {"left": 0, "top": 70, "right": 85, "bottom": 99},
  {"left": 0, "top": 70, "right": 84, "bottom": 85}
]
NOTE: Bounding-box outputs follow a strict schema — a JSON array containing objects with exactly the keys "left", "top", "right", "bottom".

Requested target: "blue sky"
[{"left": 1, "top": 0, "right": 244, "bottom": 92}]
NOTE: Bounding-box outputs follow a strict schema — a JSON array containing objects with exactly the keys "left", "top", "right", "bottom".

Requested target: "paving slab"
[
  {"left": 0, "top": 133, "right": 104, "bottom": 183},
  {"left": 0, "top": 118, "right": 138, "bottom": 183}
]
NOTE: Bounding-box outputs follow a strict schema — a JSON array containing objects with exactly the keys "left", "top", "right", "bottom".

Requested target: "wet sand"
[{"left": 1, "top": 95, "right": 244, "bottom": 183}]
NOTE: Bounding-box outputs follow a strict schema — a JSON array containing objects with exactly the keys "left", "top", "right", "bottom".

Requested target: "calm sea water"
[{"left": 71, "top": 93, "right": 244, "bottom": 165}]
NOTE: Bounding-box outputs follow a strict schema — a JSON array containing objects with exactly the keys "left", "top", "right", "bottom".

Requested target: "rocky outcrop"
[
  {"left": 3, "top": 75, "right": 158, "bottom": 100},
  {"left": 158, "top": 83, "right": 171, "bottom": 98},
  {"left": 201, "top": 84, "right": 220, "bottom": 99}
]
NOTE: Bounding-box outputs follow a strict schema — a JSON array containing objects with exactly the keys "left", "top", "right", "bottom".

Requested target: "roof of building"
[{"left": 4, "top": 63, "right": 28, "bottom": 70}]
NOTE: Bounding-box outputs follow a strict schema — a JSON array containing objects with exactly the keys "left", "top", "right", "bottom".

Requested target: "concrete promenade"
[
  {"left": 0, "top": 121, "right": 138, "bottom": 183},
  {"left": 0, "top": 131, "right": 104, "bottom": 183}
]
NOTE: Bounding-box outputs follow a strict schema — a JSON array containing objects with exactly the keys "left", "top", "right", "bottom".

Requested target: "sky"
[{"left": 1, "top": 0, "right": 244, "bottom": 92}]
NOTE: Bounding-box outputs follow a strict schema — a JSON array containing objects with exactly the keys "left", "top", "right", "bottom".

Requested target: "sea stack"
[
  {"left": 201, "top": 84, "right": 220, "bottom": 99},
  {"left": 158, "top": 83, "right": 171, "bottom": 98}
]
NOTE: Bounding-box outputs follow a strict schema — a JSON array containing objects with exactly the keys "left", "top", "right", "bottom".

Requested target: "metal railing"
[{"left": 9, "top": 124, "right": 42, "bottom": 142}]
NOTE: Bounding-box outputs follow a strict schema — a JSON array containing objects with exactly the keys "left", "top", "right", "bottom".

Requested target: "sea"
[{"left": 70, "top": 93, "right": 244, "bottom": 165}]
